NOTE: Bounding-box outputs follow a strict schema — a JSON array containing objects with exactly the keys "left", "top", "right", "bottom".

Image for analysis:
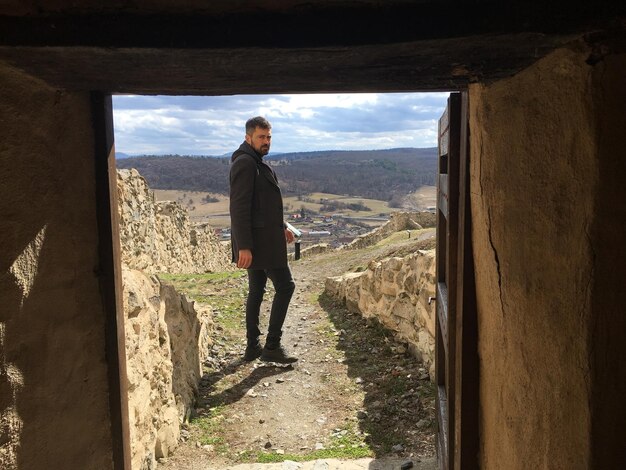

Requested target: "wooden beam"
[
  {"left": 91, "top": 92, "right": 131, "bottom": 470},
  {"left": 0, "top": 31, "right": 574, "bottom": 93},
  {"left": 0, "top": 2, "right": 618, "bottom": 49}
]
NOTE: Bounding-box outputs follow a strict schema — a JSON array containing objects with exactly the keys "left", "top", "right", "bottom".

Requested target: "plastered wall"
[
  {"left": 469, "top": 44, "right": 626, "bottom": 469},
  {"left": 0, "top": 63, "right": 114, "bottom": 468}
]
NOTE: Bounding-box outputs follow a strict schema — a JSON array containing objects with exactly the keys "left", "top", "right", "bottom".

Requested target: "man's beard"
[{"left": 258, "top": 145, "right": 270, "bottom": 156}]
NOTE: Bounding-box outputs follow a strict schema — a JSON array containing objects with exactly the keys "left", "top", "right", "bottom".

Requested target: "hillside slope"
[{"left": 116, "top": 148, "right": 437, "bottom": 201}]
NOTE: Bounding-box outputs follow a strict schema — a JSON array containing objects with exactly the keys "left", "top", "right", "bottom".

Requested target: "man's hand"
[
  {"left": 285, "top": 228, "right": 295, "bottom": 244},
  {"left": 237, "top": 249, "right": 253, "bottom": 269}
]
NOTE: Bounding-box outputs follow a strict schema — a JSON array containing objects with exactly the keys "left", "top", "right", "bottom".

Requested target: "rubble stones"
[
  {"left": 123, "top": 268, "right": 214, "bottom": 469},
  {"left": 117, "top": 169, "right": 232, "bottom": 274},
  {"left": 324, "top": 248, "right": 436, "bottom": 380}
]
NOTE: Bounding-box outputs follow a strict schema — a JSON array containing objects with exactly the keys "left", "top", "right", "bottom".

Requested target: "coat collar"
[
  {"left": 232, "top": 142, "right": 280, "bottom": 189},
  {"left": 231, "top": 141, "right": 262, "bottom": 163}
]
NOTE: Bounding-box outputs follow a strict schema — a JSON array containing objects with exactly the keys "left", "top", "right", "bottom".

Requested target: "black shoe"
[
  {"left": 243, "top": 343, "right": 263, "bottom": 362},
  {"left": 260, "top": 345, "right": 298, "bottom": 364}
]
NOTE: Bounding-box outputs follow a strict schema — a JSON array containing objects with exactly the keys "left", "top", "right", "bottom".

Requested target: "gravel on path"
[{"left": 160, "top": 231, "right": 437, "bottom": 470}]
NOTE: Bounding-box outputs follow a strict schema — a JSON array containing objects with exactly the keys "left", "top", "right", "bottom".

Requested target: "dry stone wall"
[
  {"left": 288, "top": 211, "right": 435, "bottom": 261},
  {"left": 123, "top": 268, "right": 213, "bottom": 470},
  {"left": 340, "top": 211, "right": 435, "bottom": 251},
  {"left": 117, "top": 168, "right": 232, "bottom": 274},
  {"left": 117, "top": 168, "right": 229, "bottom": 468},
  {"left": 287, "top": 242, "right": 331, "bottom": 261},
  {"left": 325, "top": 249, "right": 436, "bottom": 379}
]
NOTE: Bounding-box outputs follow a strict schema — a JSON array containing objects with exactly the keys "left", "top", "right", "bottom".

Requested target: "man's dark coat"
[{"left": 229, "top": 142, "right": 288, "bottom": 270}]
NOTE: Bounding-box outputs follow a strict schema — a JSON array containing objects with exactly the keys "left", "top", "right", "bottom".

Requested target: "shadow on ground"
[
  {"left": 318, "top": 293, "right": 436, "bottom": 460},
  {"left": 197, "top": 359, "right": 294, "bottom": 409}
]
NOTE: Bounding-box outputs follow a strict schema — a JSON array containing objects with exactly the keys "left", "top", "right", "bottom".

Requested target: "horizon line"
[{"left": 116, "top": 146, "right": 438, "bottom": 158}]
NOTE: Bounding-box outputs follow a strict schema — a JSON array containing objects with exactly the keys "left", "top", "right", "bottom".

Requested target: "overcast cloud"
[{"left": 112, "top": 93, "right": 449, "bottom": 156}]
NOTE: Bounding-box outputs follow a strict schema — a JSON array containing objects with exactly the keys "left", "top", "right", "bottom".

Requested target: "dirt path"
[{"left": 160, "top": 231, "right": 437, "bottom": 470}]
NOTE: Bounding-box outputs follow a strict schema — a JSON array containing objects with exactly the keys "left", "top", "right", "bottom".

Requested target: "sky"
[{"left": 112, "top": 92, "right": 449, "bottom": 156}]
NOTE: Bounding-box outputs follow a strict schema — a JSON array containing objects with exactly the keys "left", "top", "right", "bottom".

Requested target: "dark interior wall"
[
  {"left": 590, "top": 52, "right": 626, "bottom": 469},
  {"left": 469, "top": 43, "right": 626, "bottom": 469},
  {"left": 0, "top": 63, "right": 114, "bottom": 469},
  {"left": 469, "top": 44, "right": 597, "bottom": 469}
]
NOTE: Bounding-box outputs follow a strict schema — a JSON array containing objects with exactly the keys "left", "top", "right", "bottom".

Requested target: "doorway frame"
[
  {"left": 435, "top": 91, "right": 479, "bottom": 470},
  {"left": 95, "top": 89, "right": 477, "bottom": 470}
]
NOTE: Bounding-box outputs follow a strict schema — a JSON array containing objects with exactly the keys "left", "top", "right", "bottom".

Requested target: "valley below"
[{"left": 154, "top": 186, "right": 437, "bottom": 249}]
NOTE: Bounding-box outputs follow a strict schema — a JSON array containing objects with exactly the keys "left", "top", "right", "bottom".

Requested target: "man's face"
[{"left": 245, "top": 126, "right": 272, "bottom": 156}]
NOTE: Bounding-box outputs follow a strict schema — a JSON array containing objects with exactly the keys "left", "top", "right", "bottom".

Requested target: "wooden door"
[{"left": 435, "top": 92, "right": 478, "bottom": 470}]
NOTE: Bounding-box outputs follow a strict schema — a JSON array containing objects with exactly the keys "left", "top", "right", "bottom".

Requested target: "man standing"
[{"left": 229, "top": 116, "right": 298, "bottom": 364}]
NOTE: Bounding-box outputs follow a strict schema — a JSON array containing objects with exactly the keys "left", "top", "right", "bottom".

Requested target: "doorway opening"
[{"left": 110, "top": 92, "right": 449, "bottom": 469}]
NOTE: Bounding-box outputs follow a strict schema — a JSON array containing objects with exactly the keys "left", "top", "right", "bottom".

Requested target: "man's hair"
[{"left": 246, "top": 116, "right": 272, "bottom": 136}]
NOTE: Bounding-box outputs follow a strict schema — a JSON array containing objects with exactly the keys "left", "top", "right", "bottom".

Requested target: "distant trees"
[
  {"left": 116, "top": 155, "right": 231, "bottom": 193},
  {"left": 271, "top": 151, "right": 437, "bottom": 201},
  {"left": 388, "top": 194, "right": 405, "bottom": 208},
  {"left": 202, "top": 195, "right": 219, "bottom": 203},
  {"left": 116, "top": 148, "right": 437, "bottom": 202},
  {"left": 320, "top": 200, "right": 371, "bottom": 212},
  {"left": 297, "top": 194, "right": 315, "bottom": 203},
  {"left": 347, "top": 202, "right": 371, "bottom": 212}
]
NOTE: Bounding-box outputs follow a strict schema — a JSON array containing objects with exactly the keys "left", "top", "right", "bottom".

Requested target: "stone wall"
[
  {"left": 117, "top": 169, "right": 227, "bottom": 468},
  {"left": 287, "top": 242, "right": 331, "bottom": 262},
  {"left": 288, "top": 211, "right": 436, "bottom": 262},
  {"left": 117, "top": 168, "right": 232, "bottom": 274},
  {"left": 123, "top": 268, "right": 213, "bottom": 470},
  {"left": 340, "top": 211, "right": 435, "bottom": 251},
  {"left": 325, "top": 249, "right": 436, "bottom": 378}
]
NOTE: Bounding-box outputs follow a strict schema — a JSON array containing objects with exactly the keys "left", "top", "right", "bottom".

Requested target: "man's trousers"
[{"left": 246, "top": 266, "right": 295, "bottom": 348}]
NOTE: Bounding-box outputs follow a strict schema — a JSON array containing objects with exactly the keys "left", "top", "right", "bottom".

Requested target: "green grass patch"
[
  {"left": 373, "top": 229, "right": 422, "bottom": 247},
  {"left": 157, "top": 271, "right": 245, "bottom": 297},
  {"left": 253, "top": 446, "right": 372, "bottom": 463},
  {"left": 192, "top": 406, "right": 227, "bottom": 447},
  {"left": 234, "top": 423, "right": 372, "bottom": 463},
  {"left": 419, "top": 381, "right": 436, "bottom": 399},
  {"left": 381, "top": 376, "right": 408, "bottom": 396},
  {"left": 314, "top": 321, "right": 339, "bottom": 340},
  {"left": 158, "top": 270, "right": 248, "bottom": 336},
  {"left": 159, "top": 271, "right": 245, "bottom": 283},
  {"left": 366, "top": 428, "right": 404, "bottom": 454}
]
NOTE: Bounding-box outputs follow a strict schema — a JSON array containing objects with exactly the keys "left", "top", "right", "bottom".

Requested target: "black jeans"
[{"left": 246, "top": 266, "right": 295, "bottom": 348}]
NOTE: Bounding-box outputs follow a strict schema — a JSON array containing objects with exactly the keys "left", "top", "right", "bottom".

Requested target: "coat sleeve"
[{"left": 229, "top": 156, "right": 257, "bottom": 251}]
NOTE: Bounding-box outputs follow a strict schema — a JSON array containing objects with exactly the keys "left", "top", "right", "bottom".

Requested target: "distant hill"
[{"left": 115, "top": 148, "right": 437, "bottom": 201}]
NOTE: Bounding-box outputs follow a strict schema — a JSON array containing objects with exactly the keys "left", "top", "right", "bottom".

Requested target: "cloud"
[{"left": 112, "top": 93, "right": 448, "bottom": 155}]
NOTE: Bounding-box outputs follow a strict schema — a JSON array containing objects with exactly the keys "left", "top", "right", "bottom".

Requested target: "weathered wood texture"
[
  {"left": 2, "top": 0, "right": 623, "bottom": 93},
  {"left": 91, "top": 93, "right": 132, "bottom": 470},
  {"left": 436, "top": 93, "right": 462, "bottom": 470},
  {"left": 0, "top": 33, "right": 573, "bottom": 93},
  {"left": 453, "top": 91, "right": 478, "bottom": 470}
]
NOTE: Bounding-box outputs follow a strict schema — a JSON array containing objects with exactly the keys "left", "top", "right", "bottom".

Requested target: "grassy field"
[
  {"left": 153, "top": 187, "right": 437, "bottom": 229},
  {"left": 283, "top": 192, "right": 393, "bottom": 216},
  {"left": 409, "top": 185, "right": 437, "bottom": 210},
  {"left": 154, "top": 189, "right": 231, "bottom": 228}
]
